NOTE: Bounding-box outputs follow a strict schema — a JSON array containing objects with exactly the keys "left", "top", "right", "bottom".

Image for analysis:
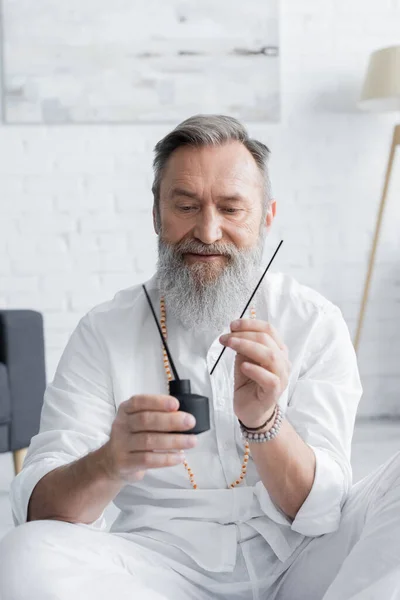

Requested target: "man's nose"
[{"left": 193, "top": 208, "right": 222, "bottom": 245}]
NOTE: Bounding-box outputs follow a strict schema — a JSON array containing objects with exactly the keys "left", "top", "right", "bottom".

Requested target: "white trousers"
[{"left": 1, "top": 451, "right": 400, "bottom": 600}]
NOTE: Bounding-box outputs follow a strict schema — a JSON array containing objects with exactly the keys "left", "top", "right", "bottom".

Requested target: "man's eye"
[
  {"left": 179, "top": 206, "right": 195, "bottom": 212},
  {"left": 222, "top": 207, "right": 240, "bottom": 214}
]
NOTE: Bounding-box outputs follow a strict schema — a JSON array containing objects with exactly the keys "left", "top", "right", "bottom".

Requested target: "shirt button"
[{"left": 223, "top": 441, "right": 231, "bottom": 451}]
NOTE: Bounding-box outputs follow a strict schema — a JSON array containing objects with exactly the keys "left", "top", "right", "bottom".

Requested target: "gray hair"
[{"left": 152, "top": 114, "right": 272, "bottom": 227}]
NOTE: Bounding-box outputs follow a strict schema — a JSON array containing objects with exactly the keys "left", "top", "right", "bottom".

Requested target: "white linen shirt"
[{"left": 10, "top": 271, "right": 362, "bottom": 572}]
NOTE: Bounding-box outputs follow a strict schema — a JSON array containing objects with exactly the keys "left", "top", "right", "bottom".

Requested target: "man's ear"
[
  {"left": 153, "top": 205, "right": 159, "bottom": 235},
  {"left": 265, "top": 199, "right": 277, "bottom": 230}
]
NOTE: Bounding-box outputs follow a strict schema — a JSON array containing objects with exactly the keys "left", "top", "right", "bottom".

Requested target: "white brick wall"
[{"left": 1, "top": 1, "right": 400, "bottom": 416}]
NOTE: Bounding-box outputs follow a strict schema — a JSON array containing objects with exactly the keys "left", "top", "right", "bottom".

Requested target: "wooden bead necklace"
[{"left": 160, "top": 297, "right": 256, "bottom": 490}]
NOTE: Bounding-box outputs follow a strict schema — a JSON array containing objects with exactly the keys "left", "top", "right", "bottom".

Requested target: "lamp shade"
[{"left": 359, "top": 45, "right": 400, "bottom": 112}]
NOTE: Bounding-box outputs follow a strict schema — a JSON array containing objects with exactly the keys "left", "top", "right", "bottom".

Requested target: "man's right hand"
[{"left": 101, "top": 395, "right": 197, "bottom": 483}]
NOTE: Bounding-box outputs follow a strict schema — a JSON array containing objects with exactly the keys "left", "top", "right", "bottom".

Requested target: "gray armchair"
[{"left": 0, "top": 310, "right": 46, "bottom": 474}]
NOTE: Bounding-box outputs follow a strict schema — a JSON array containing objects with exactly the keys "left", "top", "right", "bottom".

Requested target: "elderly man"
[{"left": 1, "top": 115, "right": 399, "bottom": 600}]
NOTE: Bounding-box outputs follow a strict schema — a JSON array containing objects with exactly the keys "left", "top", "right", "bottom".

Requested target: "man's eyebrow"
[
  {"left": 170, "top": 187, "right": 198, "bottom": 199},
  {"left": 217, "top": 193, "right": 246, "bottom": 202}
]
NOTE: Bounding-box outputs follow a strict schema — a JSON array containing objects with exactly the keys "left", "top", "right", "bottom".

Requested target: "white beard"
[{"left": 156, "top": 234, "right": 265, "bottom": 332}]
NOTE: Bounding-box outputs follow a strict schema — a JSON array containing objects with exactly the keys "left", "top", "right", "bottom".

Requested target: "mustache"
[{"left": 170, "top": 238, "right": 239, "bottom": 258}]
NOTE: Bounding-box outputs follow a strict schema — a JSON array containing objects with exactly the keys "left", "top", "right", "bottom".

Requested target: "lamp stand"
[{"left": 354, "top": 123, "right": 400, "bottom": 353}]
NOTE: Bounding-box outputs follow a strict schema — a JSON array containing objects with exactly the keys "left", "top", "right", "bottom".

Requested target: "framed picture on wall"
[{"left": 1, "top": 0, "right": 280, "bottom": 124}]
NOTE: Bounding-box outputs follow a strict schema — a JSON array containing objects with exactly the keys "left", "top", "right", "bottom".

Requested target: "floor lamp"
[{"left": 354, "top": 45, "right": 400, "bottom": 354}]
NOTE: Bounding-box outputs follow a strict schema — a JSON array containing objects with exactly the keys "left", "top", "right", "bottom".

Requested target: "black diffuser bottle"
[
  {"left": 168, "top": 379, "right": 210, "bottom": 434},
  {"left": 143, "top": 285, "right": 210, "bottom": 435}
]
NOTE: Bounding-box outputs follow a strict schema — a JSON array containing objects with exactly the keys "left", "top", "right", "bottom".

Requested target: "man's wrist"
[
  {"left": 239, "top": 404, "right": 277, "bottom": 431},
  {"left": 96, "top": 442, "right": 122, "bottom": 484}
]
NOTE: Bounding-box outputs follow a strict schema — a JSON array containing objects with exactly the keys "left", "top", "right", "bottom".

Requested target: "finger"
[
  {"left": 129, "top": 432, "right": 197, "bottom": 452},
  {"left": 223, "top": 337, "right": 284, "bottom": 376},
  {"left": 230, "top": 319, "right": 287, "bottom": 353},
  {"left": 121, "top": 395, "right": 179, "bottom": 415},
  {"left": 220, "top": 330, "right": 279, "bottom": 354},
  {"left": 127, "top": 451, "right": 186, "bottom": 470},
  {"left": 240, "top": 361, "right": 284, "bottom": 396},
  {"left": 128, "top": 410, "right": 196, "bottom": 433}
]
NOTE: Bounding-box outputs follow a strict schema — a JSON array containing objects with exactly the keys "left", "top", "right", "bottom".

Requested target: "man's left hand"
[{"left": 219, "top": 319, "right": 291, "bottom": 429}]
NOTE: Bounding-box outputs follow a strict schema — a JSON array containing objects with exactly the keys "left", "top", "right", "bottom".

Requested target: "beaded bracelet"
[{"left": 240, "top": 406, "right": 284, "bottom": 443}]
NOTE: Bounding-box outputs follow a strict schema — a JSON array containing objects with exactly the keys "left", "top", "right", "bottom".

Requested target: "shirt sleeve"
[
  {"left": 255, "top": 304, "right": 362, "bottom": 537},
  {"left": 10, "top": 310, "right": 116, "bottom": 528}
]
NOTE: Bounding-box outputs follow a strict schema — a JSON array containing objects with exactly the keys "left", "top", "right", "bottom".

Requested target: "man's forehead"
[{"left": 162, "top": 143, "right": 263, "bottom": 191}]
